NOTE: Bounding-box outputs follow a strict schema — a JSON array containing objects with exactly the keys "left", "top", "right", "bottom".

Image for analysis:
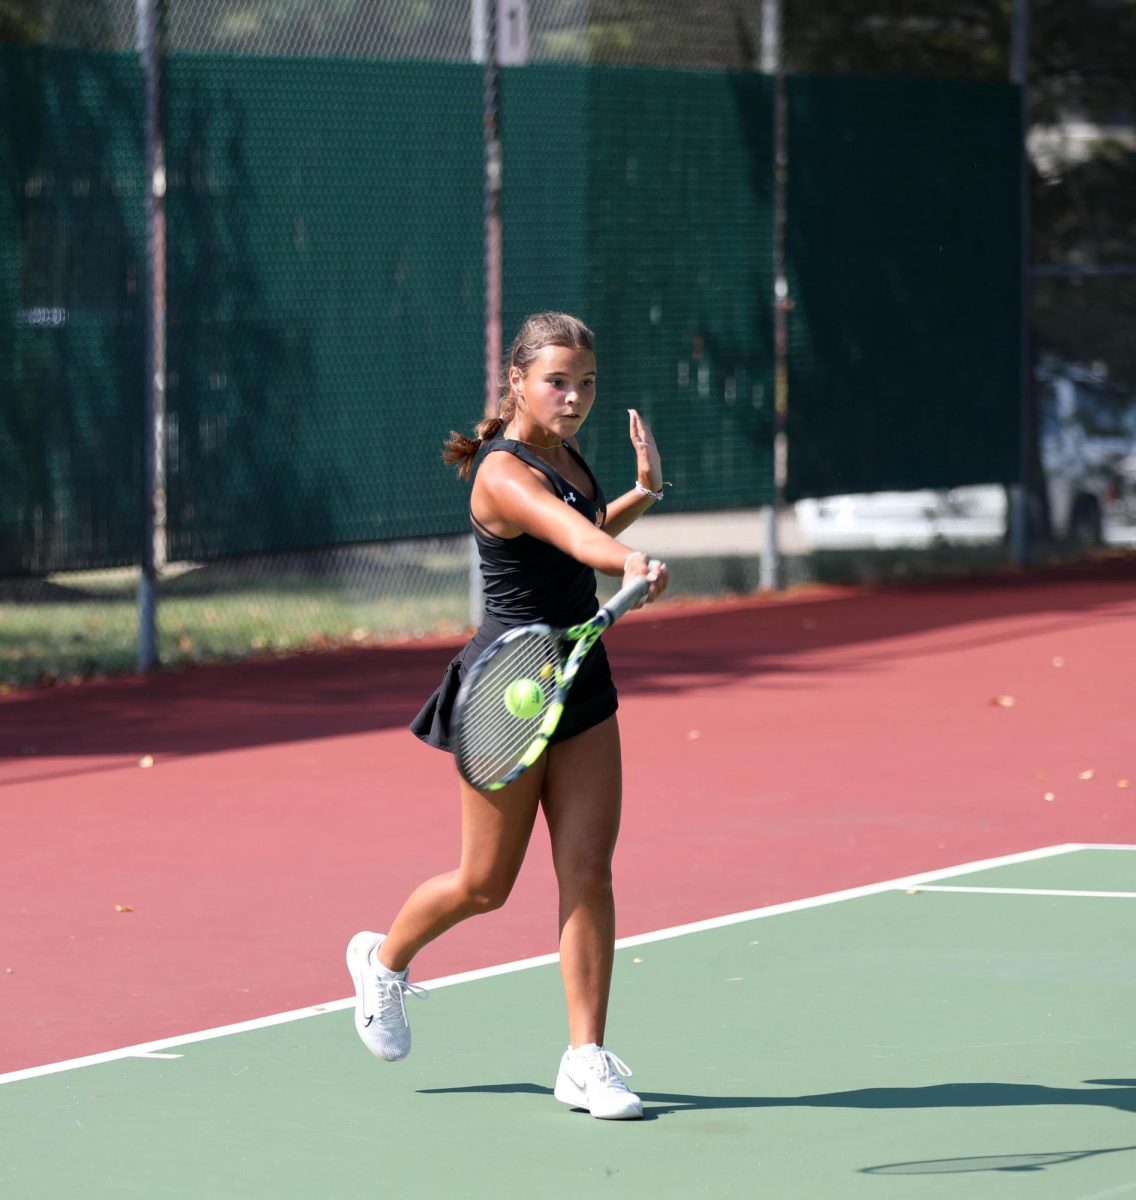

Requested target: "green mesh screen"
[
  {"left": 785, "top": 75, "right": 1022, "bottom": 501},
  {"left": 0, "top": 47, "right": 145, "bottom": 575},
  {"left": 2, "top": 53, "right": 1026, "bottom": 579},
  {"left": 500, "top": 65, "right": 776, "bottom": 511},
  {"left": 163, "top": 55, "right": 484, "bottom": 560}
]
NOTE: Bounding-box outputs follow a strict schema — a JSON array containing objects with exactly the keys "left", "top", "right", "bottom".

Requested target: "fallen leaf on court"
[
  {"left": 1079, "top": 769, "right": 1095, "bottom": 781},
  {"left": 687, "top": 729, "right": 701, "bottom": 740},
  {"left": 1118, "top": 779, "right": 1131, "bottom": 789},
  {"left": 115, "top": 904, "right": 134, "bottom": 913},
  {"left": 1043, "top": 792, "right": 1056, "bottom": 802},
  {"left": 991, "top": 695, "right": 1016, "bottom": 708},
  {"left": 139, "top": 755, "right": 154, "bottom": 769},
  {"left": 1052, "top": 656, "right": 1065, "bottom": 667}
]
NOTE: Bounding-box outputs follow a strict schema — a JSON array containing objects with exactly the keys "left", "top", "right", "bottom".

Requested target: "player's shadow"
[
  {"left": 418, "top": 1077, "right": 1136, "bottom": 1123},
  {"left": 862, "top": 1144, "right": 1136, "bottom": 1176}
]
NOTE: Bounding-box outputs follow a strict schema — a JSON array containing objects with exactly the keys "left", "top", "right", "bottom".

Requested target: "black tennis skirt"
[{"left": 410, "top": 627, "right": 618, "bottom": 753}]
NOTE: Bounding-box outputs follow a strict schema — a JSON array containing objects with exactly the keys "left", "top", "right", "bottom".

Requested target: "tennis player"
[{"left": 347, "top": 312, "right": 668, "bottom": 1119}]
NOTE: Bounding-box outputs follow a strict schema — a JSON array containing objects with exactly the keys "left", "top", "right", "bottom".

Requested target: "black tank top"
[{"left": 471, "top": 436, "right": 607, "bottom": 630}]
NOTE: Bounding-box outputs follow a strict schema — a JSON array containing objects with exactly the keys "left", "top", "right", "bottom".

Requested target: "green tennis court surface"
[{"left": 4, "top": 845, "right": 1135, "bottom": 1199}]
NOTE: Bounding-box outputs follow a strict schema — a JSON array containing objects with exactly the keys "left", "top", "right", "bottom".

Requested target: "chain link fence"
[
  {"left": 6, "top": 1, "right": 1129, "bottom": 689},
  {"left": 2, "top": 2, "right": 483, "bottom": 685},
  {"left": 2, "top": 0, "right": 781, "bottom": 689}
]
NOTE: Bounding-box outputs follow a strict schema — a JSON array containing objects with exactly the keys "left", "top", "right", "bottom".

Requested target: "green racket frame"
[{"left": 453, "top": 575, "right": 650, "bottom": 791}]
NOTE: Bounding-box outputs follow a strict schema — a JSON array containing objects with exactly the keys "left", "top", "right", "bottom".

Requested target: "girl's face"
[{"left": 512, "top": 344, "right": 597, "bottom": 439}]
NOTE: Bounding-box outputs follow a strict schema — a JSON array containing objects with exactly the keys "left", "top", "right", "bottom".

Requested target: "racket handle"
[{"left": 600, "top": 573, "right": 651, "bottom": 623}]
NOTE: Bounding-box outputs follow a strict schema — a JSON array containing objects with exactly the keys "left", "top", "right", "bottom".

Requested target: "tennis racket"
[{"left": 452, "top": 573, "right": 653, "bottom": 791}]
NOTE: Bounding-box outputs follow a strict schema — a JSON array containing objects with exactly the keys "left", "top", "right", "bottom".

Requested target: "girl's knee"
[
  {"left": 458, "top": 876, "right": 513, "bottom": 914},
  {"left": 555, "top": 859, "right": 613, "bottom": 899}
]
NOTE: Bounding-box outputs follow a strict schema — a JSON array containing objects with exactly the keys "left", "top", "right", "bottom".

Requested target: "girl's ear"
[{"left": 508, "top": 364, "right": 525, "bottom": 409}]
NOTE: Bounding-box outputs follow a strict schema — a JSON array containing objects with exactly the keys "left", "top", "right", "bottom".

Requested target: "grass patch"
[
  {"left": 0, "top": 549, "right": 472, "bottom": 690},
  {"left": 0, "top": 538, "right": 1047, "bottom": 693}
]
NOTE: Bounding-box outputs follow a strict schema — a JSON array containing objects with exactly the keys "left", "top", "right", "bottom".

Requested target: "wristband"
[
  {"left": 634, "top": 481, "right": 665, "bottom": 501},
  {"left": 623, "top": 550, "right": 647, "bottom": 572}
]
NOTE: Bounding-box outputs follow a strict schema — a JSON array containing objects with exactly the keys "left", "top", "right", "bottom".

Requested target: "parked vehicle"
[
  {"left": 1038, "top": 362, "right": 1136, "bottom": 546},
  {"left": 793, "top": 485, "right": 1006, "bottom": 550}
]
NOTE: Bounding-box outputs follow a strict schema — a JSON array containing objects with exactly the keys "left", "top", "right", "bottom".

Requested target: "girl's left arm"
[{"left": 602, "top": 407, "right": 665, "bottom": 537}]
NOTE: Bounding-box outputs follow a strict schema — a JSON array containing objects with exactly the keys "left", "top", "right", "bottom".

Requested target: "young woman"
[{"left": 347, "top": 312, "right": 668, "bottom": 1120}]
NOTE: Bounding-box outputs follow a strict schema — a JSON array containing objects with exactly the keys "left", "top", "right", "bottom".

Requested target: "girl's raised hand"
[{"left": 628, "top": 408, "right": 663, "bottom": 495}]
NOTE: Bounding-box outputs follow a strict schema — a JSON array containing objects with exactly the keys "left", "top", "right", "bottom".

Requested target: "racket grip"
[{"left": 600, "top": 573, "right": 651, "bottom": 622}]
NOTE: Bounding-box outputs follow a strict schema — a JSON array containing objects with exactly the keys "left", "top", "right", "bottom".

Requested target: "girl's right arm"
[{"left": 474, "top": 454, "right": 668, "bottom": 598}]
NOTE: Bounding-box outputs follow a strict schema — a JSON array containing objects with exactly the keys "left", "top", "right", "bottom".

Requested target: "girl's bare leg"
[
  {"left": 378, "top": 763, "right": 546, "bottom": 972},
  {"left": 541, "top": 715, "right": 623, "bottom": 1046}
]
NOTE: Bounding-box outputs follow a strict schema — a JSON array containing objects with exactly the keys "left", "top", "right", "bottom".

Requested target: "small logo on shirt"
[{"left": 564, "top": 491, "right": 577, "bottom": 505}]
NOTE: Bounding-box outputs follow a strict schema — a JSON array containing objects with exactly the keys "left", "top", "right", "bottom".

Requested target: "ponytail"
[{"left": 441, "top": 397, "right": 516, "bottom": 480}]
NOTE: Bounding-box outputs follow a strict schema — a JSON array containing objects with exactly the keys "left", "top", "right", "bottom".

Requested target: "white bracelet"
[
  {"left": 634, "top": 481, "right": 664, "bottom": 501},
  {"left": 623, "top": 550, "right": 647, "bottom": 572}
]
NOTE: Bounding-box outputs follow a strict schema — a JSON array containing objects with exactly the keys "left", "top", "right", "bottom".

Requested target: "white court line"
[
  {"left": 905, "top": 885, "right": 1136, "bottom": 900},
  {"left": 0, "top": 841, "right": 1102, "bottom": 1088}
]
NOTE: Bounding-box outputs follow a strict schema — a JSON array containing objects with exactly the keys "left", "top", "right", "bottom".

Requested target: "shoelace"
[
  {"left": 579, "top": 1048, "right": 633, "bottom": 1087},
  {"left": 377, "top": 976, "right": 429, "bottom": 1028}
]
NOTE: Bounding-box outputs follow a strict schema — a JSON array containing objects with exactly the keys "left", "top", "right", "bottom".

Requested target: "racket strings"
[{"left": 456, "top": 632, "right": 561, "bottom": 788}]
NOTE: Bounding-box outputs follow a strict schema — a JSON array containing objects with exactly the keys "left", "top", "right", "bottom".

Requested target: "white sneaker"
[
  {"left": 554, "top": 1044, "right": 644, "bottom": 1119},
  {"left": 345, "top": 931, "right": 428, "bottom": 1062}
]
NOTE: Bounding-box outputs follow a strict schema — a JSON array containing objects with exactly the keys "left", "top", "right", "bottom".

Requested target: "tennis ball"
[{"left": 505, "top": 677, "right": 544, "bottom": 720}]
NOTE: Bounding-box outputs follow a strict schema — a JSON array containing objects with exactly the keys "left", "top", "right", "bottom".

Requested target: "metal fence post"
[
  {"left": 761, "top": 0, "right": 787, "bottom": 591},
  {"left": 470, "top": 0, "right": 501, "bottom": 627},
  {"left": 1009, "top": 0, "right": 1033, "bottom": 564},
  {"left": 483, "top": 0, "right": 502, "bottom": 421},
  {"left": 136, "top": 0, "right": 167, "bottom": 670}
]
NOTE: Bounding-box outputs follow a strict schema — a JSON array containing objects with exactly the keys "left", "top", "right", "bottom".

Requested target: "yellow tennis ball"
[
  {"left": 538, "top": 662, "right": 554, "bottom": 681},
  {"left": 504, "top": 677, "right": 544, "bottom": 720}
]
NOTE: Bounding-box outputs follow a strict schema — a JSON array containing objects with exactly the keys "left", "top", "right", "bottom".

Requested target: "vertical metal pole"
[
  {"left": 483, "top": 1, "right": 502, "bottom": 422},
  {"left": 1009, "top": 0, "right": 1032, "bottom": 563},
  {"left": 136, "top": 0, "right": 167, "bottom": 671},
  {"left": 760, "top": 0, "right": 787, "bottom": 591},
  {"left": 471, "top": 0, "right": 501, "bottom": 627}
]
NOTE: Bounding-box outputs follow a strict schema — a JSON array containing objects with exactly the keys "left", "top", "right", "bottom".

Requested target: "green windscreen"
[
  {"left": 0, "top": 47, "right": 145, "bottom": 575},
  {"left": 785, "top": 75, "right": 1021, "bottom": 500},
  {"left": 1, "top": 54, "right": 1024, "bottom": 578},
  {"left": 163, "top": 54, "right": 484, "bottom": 560},
  {"left": 501, "top": 65, "right": 777, "bottom": 511}
]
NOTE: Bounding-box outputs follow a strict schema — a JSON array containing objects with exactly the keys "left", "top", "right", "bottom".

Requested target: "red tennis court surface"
[{"left": 2, "top": 560, "right": 1134, "bottom": 1074}]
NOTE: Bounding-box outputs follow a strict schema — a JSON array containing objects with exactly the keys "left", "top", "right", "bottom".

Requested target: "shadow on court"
[
  {"left": 419, "top": 1077, "right": 1136, "bottom": 1123},
  {"left": 2, "top": 555, "right": 1133, "bottom": 770},
  {"left": 862, "top": 1144, "right": 1136, "bottom": 1176}
]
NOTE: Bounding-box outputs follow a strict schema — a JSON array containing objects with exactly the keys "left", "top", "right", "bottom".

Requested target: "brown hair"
[{"left": 442, "top": 311, "right": 596, "bottom": 479}]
